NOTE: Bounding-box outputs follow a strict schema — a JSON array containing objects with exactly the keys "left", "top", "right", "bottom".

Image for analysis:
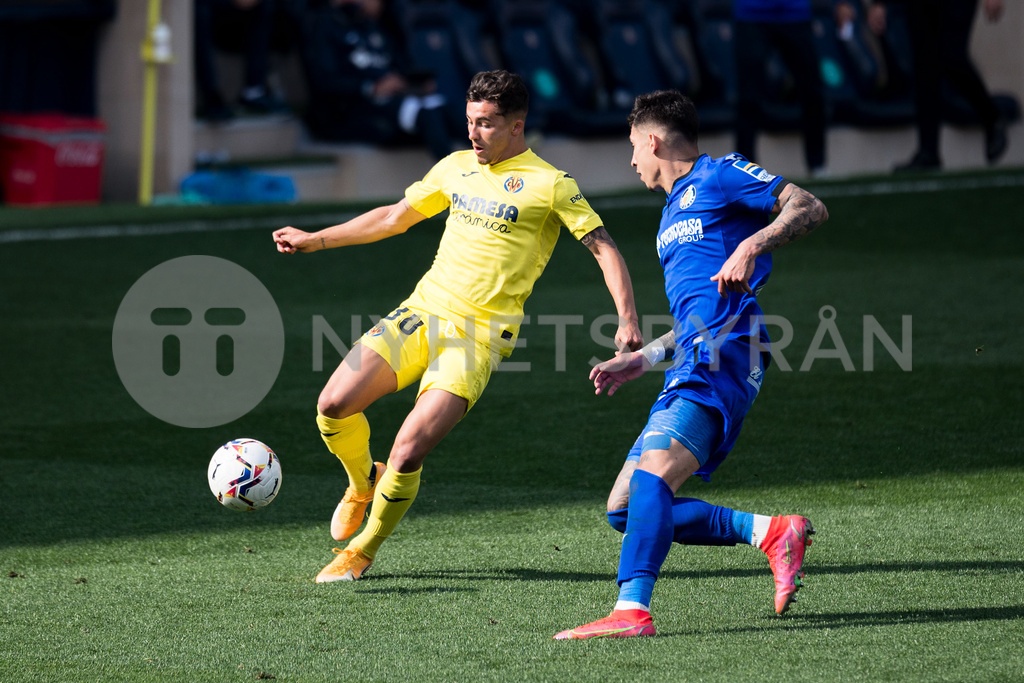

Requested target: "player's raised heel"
[
  {"left": 315, "top": 547, "right": 373, "bottom": 583},
  {"left": 763, "top": 515, "right": 815, "bottom": 615},
  {"left": 331, "top": 461, "right": 386, "bottom": 541},
  {"left": 553, "top": 610, "right": 656, "bottom": 640}
]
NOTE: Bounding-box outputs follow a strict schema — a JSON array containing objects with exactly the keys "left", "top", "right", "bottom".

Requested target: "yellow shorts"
[{"left": 357, "top": 305, "right": 501, "bottom": 412}]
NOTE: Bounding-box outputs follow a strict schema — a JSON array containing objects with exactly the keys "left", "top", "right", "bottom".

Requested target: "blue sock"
[
  {"left": 616, "top": 470, "right": 674, "bottom": 592},
  {"left": 616, "top": 575, "right": 656, "bottom": 611},
  {"left": 607, "top": 497, "right": 739, "bottom": 546},
  {"left": 730, "top": 510, "right": 754, "bottom": 545}
]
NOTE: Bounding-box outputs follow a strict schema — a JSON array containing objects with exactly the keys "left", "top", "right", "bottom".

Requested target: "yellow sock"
[
  {"left": 316, "top": 412, "right": 373, "bottom": 492},
  {"left": 350, "top": 465, "right": 421, "bottom": 559}
]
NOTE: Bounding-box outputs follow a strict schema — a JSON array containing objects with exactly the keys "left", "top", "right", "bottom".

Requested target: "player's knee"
[
  {"left": 316, "top": 391, "right": 341, "bottom": 418},
  {"left": 317, "top": 390, "right": 357, "bottom": 419},
  {"left": 388, "top": 438, "right": 428, "bottom": 473}
]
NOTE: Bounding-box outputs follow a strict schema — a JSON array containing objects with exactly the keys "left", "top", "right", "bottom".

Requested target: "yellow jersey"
[{"left": 403, "top": 148, "right": 603, "bottom": 355}]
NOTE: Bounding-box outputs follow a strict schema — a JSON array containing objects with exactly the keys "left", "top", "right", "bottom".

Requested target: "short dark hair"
[
  {"left": 466, "top": 70, "right": 530, "bottom": 117},
  {"left": 627, "top": 90, "right": 699, "bottom": 145}
]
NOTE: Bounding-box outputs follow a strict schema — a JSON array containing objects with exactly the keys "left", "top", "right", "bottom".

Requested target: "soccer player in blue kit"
[{"left": 555, "top": 90, "right": 829, "bottom": 639}]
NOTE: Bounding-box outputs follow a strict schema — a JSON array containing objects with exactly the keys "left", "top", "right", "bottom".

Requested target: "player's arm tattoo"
[
  {"left": 756, "top": 185, "right": 829, "bottom": 253},
  {"left": 581, "top": 226, "right": 618, "bottom": 254},
  {"left": 654, "top": 329, "right": 676, "bottom": 354}
]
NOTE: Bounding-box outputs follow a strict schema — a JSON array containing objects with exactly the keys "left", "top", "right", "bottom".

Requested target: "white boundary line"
[
  {"left": 0, "top": 212, "right": 355, "bottom": 244},
  {"left": 2, "top": 173, "right": 1022, "bottom": 244}
]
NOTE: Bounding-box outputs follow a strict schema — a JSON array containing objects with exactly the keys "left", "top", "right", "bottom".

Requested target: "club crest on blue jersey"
[
  {"left": 504, "top": 175, "right": 525, "bottom": 193},
  {"left": 732, "top": 159, "right": 777, "bottom": 183},
  {"left": 679, "top": 184, "right": 697, "bottom": 209}
]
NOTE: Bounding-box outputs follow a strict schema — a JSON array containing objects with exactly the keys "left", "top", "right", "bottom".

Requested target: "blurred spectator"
[
  {"left": 870, "top": 0, "right": 1009, "bottom": 171},
  {"left": 298, "top": 0, "right": 459, "bottom": 160},
  {"left": 194, "top": 0, "right": 288, "bottom": 121},
  {"left": 732, "top": 0, "right": 828, "bottom": 177}
]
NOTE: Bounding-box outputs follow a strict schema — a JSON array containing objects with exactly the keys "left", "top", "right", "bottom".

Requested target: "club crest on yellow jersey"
[{"left": 504, "top": 175, "right": 525, "bottom": 193}]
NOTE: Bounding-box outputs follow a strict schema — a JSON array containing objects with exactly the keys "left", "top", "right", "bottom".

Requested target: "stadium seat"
[
  {"left": 681, "top": 0, "right": 805, "bottom": 132},
  {"left": 675, "top": 0, "right": 737, "bottom": 132},
  {"left": 585, "top": 0, "right": 695, "bottom": 112},
  {"left": 683, "top": 0, "right": 917, "bottom": 133},
  {"left": 394, "top": 0, "right": 499, "bottom": 134},
  {"left": 487, "top": 0, "right": 624, "bottom": 136}
]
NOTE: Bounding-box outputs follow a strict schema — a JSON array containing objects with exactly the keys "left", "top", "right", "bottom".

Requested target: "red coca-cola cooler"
[{"left": 0, "top": 113, "right": 106, "bottom": 206}]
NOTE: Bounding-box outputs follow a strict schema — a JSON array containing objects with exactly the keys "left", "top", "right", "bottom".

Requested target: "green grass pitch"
[{"left": 1, "top": 170, "right": 1023, "bottom": 682}]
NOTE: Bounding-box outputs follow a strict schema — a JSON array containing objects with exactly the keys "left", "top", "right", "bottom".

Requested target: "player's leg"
[
  {"left": 941, "top": 0, "right": 1004, "bottom": 160},
  {"left": 611, "top": 401, "right": 719, "bottom": 615},
  {"left": 555, "top": 436, "right": 699, "bottom": 640},
  {"left": 606, "top": 456, "right": 636, "bottom": 514},
  {"left": 707, "top": 339, "right": 815, "bottom": 614},
  {"left": 317, "top": 311, "right": 427, "bottom": 542},
  {"left": 606, "top": 403, "right": 743, "bottom": 547},
  {"left": 316, "top": 322, "right": 494, "bottom": 582},
  {"left": 666, "top": 342, "right": 814, "bottom": 614},
  {"left": 315, "top": 389, "right": 468, "bottom": 583},
  {"left": 357, "top": 387, "right": 467, "bottom": 542},
  {"left": 774, "top": 21, "right": 826, "bottom": 173},
  {"left": 901, "top": 1, "right": 943, "bottom": 167},
  {"left": 317, "top": 344, "right": 396, "bottom": 541},
  {"left": 608, "top": 487, "right": 815, "bottom": 617},
  {"left": 618, "top": 445, "right": 815, "bottom": 596},
  {"left": 733, "top": 20, "right": 771, "bottom": 162}
]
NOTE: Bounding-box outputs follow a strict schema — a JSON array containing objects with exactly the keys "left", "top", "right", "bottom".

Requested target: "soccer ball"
[{"left": 208, "top": 438, "right": 282, "bottom": 511}]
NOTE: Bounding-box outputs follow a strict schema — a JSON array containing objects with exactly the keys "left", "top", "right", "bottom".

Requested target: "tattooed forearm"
[
  {"left": 655, "top": 329, "right": 676, "bottom": 353},
  {"left": 754, "top": 185, "right": 829, "bottom": 254},
  {"left": 581, "top": 226, "right": 618, "bottom": 253}
]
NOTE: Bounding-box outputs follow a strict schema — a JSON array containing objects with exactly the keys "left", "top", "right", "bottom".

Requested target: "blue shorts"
[{"left": 626, "top": 336, "right": 769, "bottom": 481}]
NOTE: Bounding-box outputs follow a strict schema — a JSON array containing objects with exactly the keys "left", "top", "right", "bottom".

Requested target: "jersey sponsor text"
[
  {"left": 658, "top": 217, "right": 704, "bottom": 253},
  {"left": 451, "top": 193, "right": 520, "bottom": 222}
]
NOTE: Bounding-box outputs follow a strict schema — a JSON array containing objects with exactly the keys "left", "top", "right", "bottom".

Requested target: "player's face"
[
  {"left": 466, "top": 100, "right": 523, "bottom": 165},
  {"left": 629, "top": 125, "right": 659, "bottom": 192}
]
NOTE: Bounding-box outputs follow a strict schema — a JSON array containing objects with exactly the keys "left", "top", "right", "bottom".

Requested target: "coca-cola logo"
[{"left": 55, "top": 142, "right": 102, "bottom": 168}]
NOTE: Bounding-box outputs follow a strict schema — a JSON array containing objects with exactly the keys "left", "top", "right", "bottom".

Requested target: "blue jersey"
[{"left": 658, "top": 153, "right": 786, "bottom": 388}]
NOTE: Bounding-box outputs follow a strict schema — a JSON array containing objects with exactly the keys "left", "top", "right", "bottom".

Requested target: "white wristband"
[{"left": 640, "top": 339, "right": 666, "bottom": 366}]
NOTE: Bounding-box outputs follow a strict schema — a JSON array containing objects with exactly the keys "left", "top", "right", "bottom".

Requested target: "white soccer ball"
[{"left": 208, "top": 438, "right": 282, "bottom": 511}]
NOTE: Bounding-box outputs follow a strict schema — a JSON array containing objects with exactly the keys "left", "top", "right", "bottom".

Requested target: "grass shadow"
[
  {"left": 357, "top": 559, "right": 1024, "bottom": 585},
  {"left": 659, "top": 605, "right": 1024, "bottom": 636}
]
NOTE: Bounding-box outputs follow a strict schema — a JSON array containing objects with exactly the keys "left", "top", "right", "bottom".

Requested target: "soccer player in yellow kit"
[{"left": 273, "top": 70, "right": 642, "bottom": 582}]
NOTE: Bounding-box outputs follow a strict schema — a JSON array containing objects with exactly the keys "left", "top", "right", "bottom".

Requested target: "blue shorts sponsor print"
[{"left": 626, "top": 336, "right": 769, "bottom": 481}]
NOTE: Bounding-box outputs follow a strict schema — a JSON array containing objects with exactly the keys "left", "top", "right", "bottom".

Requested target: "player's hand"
[
  {"left": 273, "top": 226, "right": 317, "bottom": 254},
  {"left": 615, "top": 319, "right": 643, "bottom": 352},
  {"left": 590, "top": 351, "right": 646, "bottom": 397},
  {"left": 710, "top": 242, "right": 757, "bottom": 298}
]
